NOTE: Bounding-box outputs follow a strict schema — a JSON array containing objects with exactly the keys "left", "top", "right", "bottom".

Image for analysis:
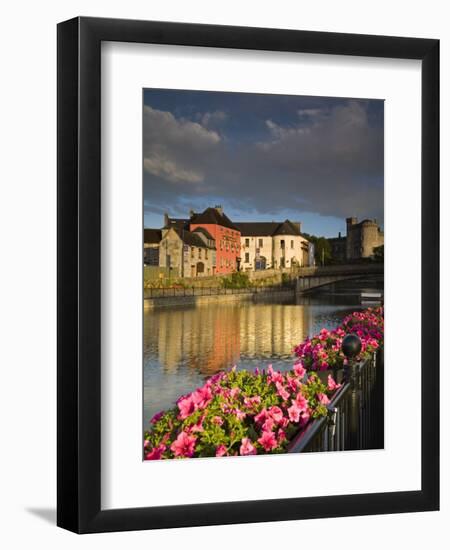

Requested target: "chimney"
[
  {"left": 163, "top": 213, "right": 169, "bottom": 227},
  {"left": 346, "top": 217, "right": 357, "bottom": 228},
  {"left": 338, "top": 231, "right": 341, "bottom": 238},
  {"left": 215, "top": 205, "right": 223, "bottom": 215},
  {"left": 292, "top": 221, "right": 302, "bottom": 233},
  {"left": 189, "top": 209, "right": 195, "bottom": 219}
]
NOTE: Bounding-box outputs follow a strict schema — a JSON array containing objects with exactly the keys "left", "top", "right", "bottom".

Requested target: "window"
[
  {"left": 191, "top": 248, "right": 194, "bottom": 259},
  {"left": 259, "top": 238, "right": 263, "bottom": 248},
  {"left": 198, "top": 248, "right": 202, "bottom": 259},
  {"left": 245, "top": 252, "right": 249, "bottom": 263},
  {"left": 245, "top": 238, "right": 250, "bottom": 247},
  {"left": 205, "top": 249, "right": 208, "bottom": 259},
  {"left": 291, "top": 240, "right": 294, "bottom": 249},
  {"left": 280, "top": 240, "right": 285, "bottom": 249}
]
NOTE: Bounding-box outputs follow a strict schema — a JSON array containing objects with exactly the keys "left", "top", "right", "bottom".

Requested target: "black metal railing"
[{"left": 288, "top": 349, "right": 384, "bottom": 453}]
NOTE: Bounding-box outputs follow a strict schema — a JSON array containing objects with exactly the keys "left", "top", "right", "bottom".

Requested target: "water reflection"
[{"left": 143, "top": 280, "right": 383, "bottom": 424}]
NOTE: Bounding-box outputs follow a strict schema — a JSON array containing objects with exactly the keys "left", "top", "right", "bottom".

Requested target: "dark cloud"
[{"left": 143, "top": 98, "right": 383, "bottom": 224}]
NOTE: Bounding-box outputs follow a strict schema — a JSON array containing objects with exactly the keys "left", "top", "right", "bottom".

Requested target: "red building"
[{"left": 189, "top": 207, "right": 241, "bottom": 275}]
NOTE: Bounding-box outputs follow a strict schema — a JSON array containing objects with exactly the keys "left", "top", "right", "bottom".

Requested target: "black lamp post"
[{"left": 341, "top": 333, "right": 362, "bottom": 450}]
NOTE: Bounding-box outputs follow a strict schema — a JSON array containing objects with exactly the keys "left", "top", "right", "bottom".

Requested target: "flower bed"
[
  {"left": 144, "top": 306, "right": 384, "bottom": 460},
  {"left": 294, "top": 306, "right": 384, "bottom": 371}
]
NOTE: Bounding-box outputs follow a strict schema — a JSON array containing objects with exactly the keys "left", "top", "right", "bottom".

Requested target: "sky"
[{"left": 143, "top": 89, "right": 384, "bottom": 238}]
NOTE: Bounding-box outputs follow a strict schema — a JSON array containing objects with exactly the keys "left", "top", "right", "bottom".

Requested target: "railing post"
[{"left": 342, "top": 334, "right": 362, "bottom": 450}]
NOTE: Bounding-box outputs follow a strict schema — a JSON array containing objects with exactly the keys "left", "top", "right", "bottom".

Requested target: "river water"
[{"left": 143, "top": 279, "right": 383, "bottom": 425}]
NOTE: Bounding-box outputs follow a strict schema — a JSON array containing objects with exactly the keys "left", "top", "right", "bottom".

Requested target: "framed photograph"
[{"left": 57, "top": 17, "right": 439, "bottom": 533}]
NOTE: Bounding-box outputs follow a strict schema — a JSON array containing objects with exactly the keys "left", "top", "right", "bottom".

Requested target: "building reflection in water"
[{"left": 148, "top": 301, "right": 310, "bottom": 378}]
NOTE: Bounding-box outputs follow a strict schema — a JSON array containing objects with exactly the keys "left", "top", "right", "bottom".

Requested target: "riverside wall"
[{"left": 144, "top": 288, "right": 295, "bottom": 309}]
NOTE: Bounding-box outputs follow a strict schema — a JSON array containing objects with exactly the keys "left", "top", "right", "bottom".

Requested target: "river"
[{"left": 143, "top": 278, "right": 383, "bottom": 425}]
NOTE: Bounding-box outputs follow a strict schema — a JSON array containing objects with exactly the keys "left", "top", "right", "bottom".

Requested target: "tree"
[
  {"left": 303, "top": 233, "right": 332, "bottom": 266},
  {"left": 373, "top": 245, "right": 384, "bottom": 262}
]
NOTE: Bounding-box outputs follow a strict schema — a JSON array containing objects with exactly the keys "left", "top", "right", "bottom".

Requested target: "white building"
[{"left": 235, "top": 220, "right": 311, "bottom": 271}]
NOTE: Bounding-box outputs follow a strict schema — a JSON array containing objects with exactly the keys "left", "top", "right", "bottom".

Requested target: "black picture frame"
[{"left": 57, "top": 16, "right": 439, "bottom": 533}]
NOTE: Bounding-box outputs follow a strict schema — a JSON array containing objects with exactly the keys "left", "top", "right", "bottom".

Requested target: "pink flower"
[
  {"left": 279, "top": 416, "right": 289, "bottom": 429},
  {"left": 267, "top": 365, "right": 284, "bottom": 384},
  {"left": 170, "top": 431, "right": 197, "bottom": 458},
  {"left": 318, "top": 393, "right": 330, "bottom": 405},
  {"left": 255, "top": 408, "right": 269, "bottom": 425},
  {"left": 230, "top": 387, "right": 240, "bottom": 399},
  {"left": 268, "top": 406, "right": 283, "bottom": 424},
  {"left": 288, "top": 403, "right": 302, "bottom": 423},
  {"left": 191, "top": 386, "right": 212, "bottom": 409},
  {"left": 188, "top": 415, "right": 205, "bottom": 433},
  {"left": 143, "top": 439, "right": 150, "bottom": 449},
  {"left": 295, "top": 392, "right": 308, "bottom": 412},
  {"left": 293, "top": 362, "right": 306, "bottom": 378},
  {"left": 262, "top": 417, "right": 275, "bottom": 432},
  {"left": 212, "top": 415, "right": 223, "bottom": 425},
  {"left": 244, "top": 395, "right": 261, "bottom": 409},
  {"left": 286, "top": 376, "right": 299, "bottom": 392},
  {"left": 177, "top": 395, "right": 195, "bottom": 420},
  {"left": 234, "top": 409, "right": 246, "bottom": 421},
  {"left": 278, "top": 428, "right": 287, "bottom": 442},
  {"left": 145, "top": 443, "right": 165, "bottom": 460},
  {"left": 240, "top": 437, "right": 257, "bottom": 456},
  {"left": 275, "top": 381, "right": 290, "bottom": 401},
  {"left": 327, "top": 375, "right": 342, "bottom": 391},
  {"left": 215, "top": 445, "right": 228, "bottom": 457},
  {"left": 150, "top": 410, "right": 164, "bottom": 424},
  {"left": 258, "top": 430, "right": 278, "bottom": 452}
]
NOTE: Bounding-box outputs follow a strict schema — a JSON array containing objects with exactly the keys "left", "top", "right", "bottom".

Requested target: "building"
[
  {"left": 159, "top": 225, "right": 216, "bottom": 278},
  {"left": 189, "top": 207, "right": 241, "bottom": 275},
  {"left": 165, "top": 206, "right": 241, "bottom": 275},
  {"left": 327, "top": 232, "right": 346, "bottom": 263},
  {"left": 327, "top": 217, "right": 384, "bottom": 262},
  {"left": 235, "top": 220, "right": 311, "bottom": 271},
  {"left": 143, "top": 228, "right": 162, "bottom": 266},
  {"left": 346, "top": 217, "right": 384, "bottom": 260}
]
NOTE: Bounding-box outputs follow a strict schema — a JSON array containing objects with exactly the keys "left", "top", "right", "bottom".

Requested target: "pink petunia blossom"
[
  {"left": 287, "top": 402, "right": 302, "bottom": 423},
  {"left": 177, "top": 395, "right": 196, "bottom": 420},
  {"left": 191, "top": 385, "right": 212, "bottom": 409},
  {"left": 295, "top": 392, "right": 308, "bottom": 412},
  {"left": 275, "top": 381, "right": 290, "bottom": 401},
  {"left": 268, "top": 406, "right": 284, "bottom": 424},
  {"left": 212, "top": 416, "right": 223, "bottom": 425},
  {"left": 258, "top": 430, "right": 278, "bottom": 452},
  {"left": 145, "top": 443, "right": 166, "bottom": 460},
  {"left": 262, "top": 417, "right": 275, "bottom": 432},
  {"left": 150, "top": 410, "right": 165, "bottom": 424},
  {"left": 293, "top": 362, "right": 306, "bottom": 378},
  {"left": 170, "top": 431, "right": 197, "bottom": 458},
  {"left": 244, "top": 395, "right": 261, "bottom": 409},
  {"left": 327, "top": 375, "right": 342, "bottom": 391},
  {"left": 188, "top": 415, "right": 205, "bottom": 433},
  {"left": 255, "top": 408, "right": 269, "bottom": 425},
  {"left": 234, "top": 409, "right": 246, "bottom": 421},
  {"left": 215, "top": 445, "right": 228, "bottom": 457},
  {"left": 267, "top": 365, "right": 284, "bottom": 385},
  {"left": 318, "top": 393, "right": 330, "bottom": 405},
  {"left": 230, "top": 387, "right": 240, "bottom": 399},
  {"left": 240, "top": 437, "right": 257, "bottom": 456}
]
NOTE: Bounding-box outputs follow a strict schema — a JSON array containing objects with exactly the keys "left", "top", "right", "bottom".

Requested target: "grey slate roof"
[
  {"left": 235, "top": 220, "right": 304, "bottom": 238},
  {"left": 190, "top": 207, "right": 239, "bottom": 231},
  {"left": 181, "top": 230, "right": 215, "bottom": 249},
  {"left": 143, "top": 228, "right": 162, "bottom": 244}
]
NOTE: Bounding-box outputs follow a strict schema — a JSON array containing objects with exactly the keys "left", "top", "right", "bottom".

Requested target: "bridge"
[{"left": 295, "top": 263, "right": 384, "bottom": 294}]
